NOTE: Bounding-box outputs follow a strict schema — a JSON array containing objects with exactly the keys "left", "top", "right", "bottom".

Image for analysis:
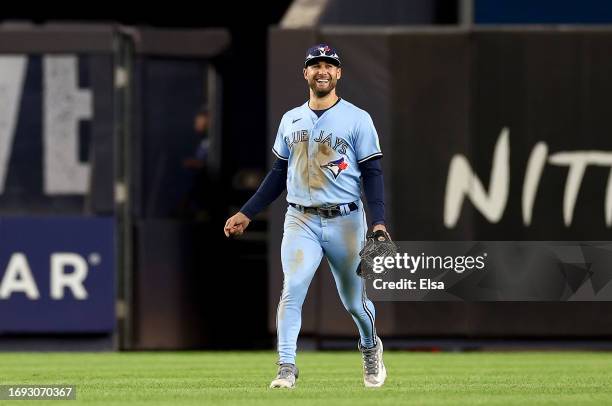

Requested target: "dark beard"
[
  {"left": 310, "top": 79, "right": 336, "bottom": 98},
  {"left": 314, "top": 88, "right": 331, "bottom": 97}
]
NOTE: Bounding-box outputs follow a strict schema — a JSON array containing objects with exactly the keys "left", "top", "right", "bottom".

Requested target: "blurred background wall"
[{"left": 1, "top": 0, "right": 612, "bottom": 351}]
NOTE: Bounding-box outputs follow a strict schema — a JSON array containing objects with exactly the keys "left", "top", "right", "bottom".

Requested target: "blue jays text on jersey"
[{"left": 272, "top": 99, "right": 382, "bottom": 207}]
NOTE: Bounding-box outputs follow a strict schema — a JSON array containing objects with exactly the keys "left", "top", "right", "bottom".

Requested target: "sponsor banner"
[{"left": 0, "top": 216, "right": 114, "bottom": 332}]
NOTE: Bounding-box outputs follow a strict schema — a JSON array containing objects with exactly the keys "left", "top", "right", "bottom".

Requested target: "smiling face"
[{"left": 303, "top": 60, "right": 341, "bottom": 98}]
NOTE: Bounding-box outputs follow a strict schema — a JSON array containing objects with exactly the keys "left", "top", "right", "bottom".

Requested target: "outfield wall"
[
  {"left": 268, "top": 27, "right": 612, "bottom": 340},
  {"left": 0, "top": 25, "right": 230, "bottom": 350}
]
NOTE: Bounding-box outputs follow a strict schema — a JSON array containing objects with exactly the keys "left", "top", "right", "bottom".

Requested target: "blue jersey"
[{"left": 272, "top": 99, "right": 382, "bottom": 207}]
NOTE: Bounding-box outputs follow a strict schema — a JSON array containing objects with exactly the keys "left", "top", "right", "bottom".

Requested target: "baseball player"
[{"left": 224, "top": 44, "right": 389, "bottom": 389}]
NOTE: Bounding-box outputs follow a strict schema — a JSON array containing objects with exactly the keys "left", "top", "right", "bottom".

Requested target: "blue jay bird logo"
[{"left": 320, "top": 157, "right": 349, "bottom": 179}]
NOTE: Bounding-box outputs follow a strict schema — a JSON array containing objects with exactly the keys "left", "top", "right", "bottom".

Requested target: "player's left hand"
[
  {"left": 372, "top": 224, "right": 390, "bottom": 239},
  {"left": 358, "top": 225, "right": 397, "bottom": 279}
]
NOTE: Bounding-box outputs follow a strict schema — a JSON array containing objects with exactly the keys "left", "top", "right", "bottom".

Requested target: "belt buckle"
[{"left": 319, "top": 206, "right": 338, "bottom": 218}]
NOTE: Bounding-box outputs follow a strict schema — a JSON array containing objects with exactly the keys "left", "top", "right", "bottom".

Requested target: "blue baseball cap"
[{"left": 304, "top": 43, "right": 341, "bottom": 67}]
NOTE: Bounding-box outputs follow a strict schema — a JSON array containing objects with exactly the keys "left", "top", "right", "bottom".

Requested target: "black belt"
[{"left": 289, "top": 202, "right": 358, "bottom": 218}]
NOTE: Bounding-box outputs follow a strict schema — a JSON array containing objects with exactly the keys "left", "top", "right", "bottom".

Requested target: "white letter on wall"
[
  {"left": 522, "top": 142, "right": 548, "bottom": 226},
  {"left": 549, "top": 152, "right": 612, "bottom": 226},
  {"left": 444, "top": 127, "right": 510, "bottom": 228},
  {"left": 51, "top": 253, "right": 88, "bottom": 300},
  {"left": 0, "top": 56, "right": 27, "bottom": 193},
  {"left": 43, "top": 56, "right": 92, "bottom": 194},
  {"left": 0, "top": 253, "right": 40, "bottom": 299}
]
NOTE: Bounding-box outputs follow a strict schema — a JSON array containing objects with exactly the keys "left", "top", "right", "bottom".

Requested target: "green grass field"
[{"left": 1, "top": 351, "right": 612, "bottom": 405}]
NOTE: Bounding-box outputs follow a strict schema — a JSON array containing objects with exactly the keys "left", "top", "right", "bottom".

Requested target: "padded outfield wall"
[{"left": 268, "top": 27, "right": 612, "bottom": 341}]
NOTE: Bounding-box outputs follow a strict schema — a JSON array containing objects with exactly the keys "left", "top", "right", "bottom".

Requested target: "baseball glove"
[{"left": 357, "top": 229, "right": 398, "bottom": 279}]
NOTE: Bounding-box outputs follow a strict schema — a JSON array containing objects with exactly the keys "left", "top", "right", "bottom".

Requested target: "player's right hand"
[{"left": 224, "top": 212, "right": 251, "bottom": 237}]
